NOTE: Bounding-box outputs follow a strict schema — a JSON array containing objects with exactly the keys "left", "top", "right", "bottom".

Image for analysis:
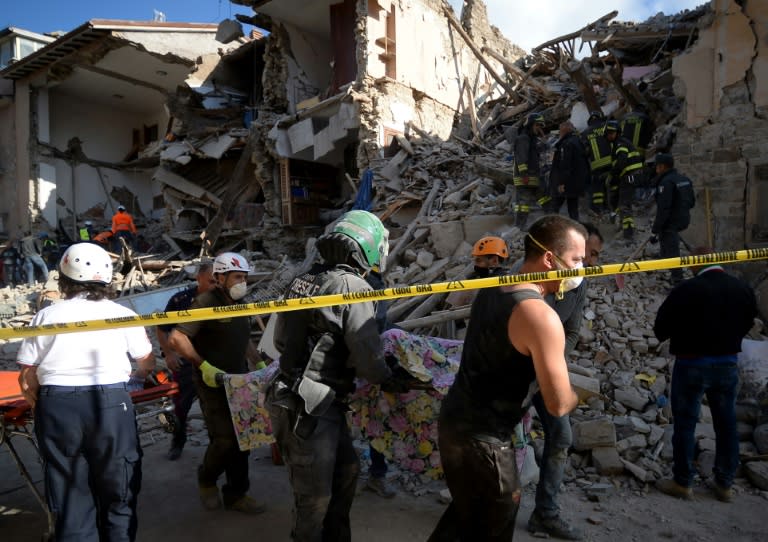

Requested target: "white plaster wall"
[
  {"left": 49, "top": 91, "right": 163, "bottom": 220},
  {"left": 114, "top": 30, "right": 235, "bottom": 59},
  {"left": 283, "top": 24, "right": 333, "bottom": 93}
]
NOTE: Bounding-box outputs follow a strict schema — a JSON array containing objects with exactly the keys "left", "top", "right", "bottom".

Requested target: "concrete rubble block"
[
  {"left": 584, "top": 483, "right": 614, "bottom": 502},
  {"left": 609, "top": 371, "right": 635, "bottom": 388},
  {"left": 415, "top": 249, "right": 435, "bottom": 269},
  {"left": 628, "top": 416, "right": 651, "bottom": 434},
  {"left": 403, "top": 248, "right": 418, "bottom": 264},
  {"left": 614, "top": 387, "right": 650, "bottom": 412},
  {"left": 700, "top": 404, "right": 712, "bottom": 423},
  {"left": 648, "top": 424, "right": 665, "bottom": 447},
  {"left": 744, "top": 461, "right": 768, "bottom": 491},
  {"left": 603, "top": 313, "right": 621, "bottom": 328},
  {"left": 578, "top": 326, "right": 596, "bottom": 344},
  {"left": 569, "top": 372, "right": 601, "bottom": 402},
  {"left": 737, "top": 421, "right": 755, "bottom": 441},
  {"left": 650, "top": 375, "right": 667, "bottom": 397},
  {"left": 620, "top": 458, "right": 651, "bottom": 482},
  {"left": 591, "top": 447, "right": 624, "bottom": 475},
  {"left": 695, "top": 423, "right": 716, "bottom": 441},
  {"left": 429, "top": 221, "right": 464, "bottom": 259},
  {"left": 754, "top": 424, "right": 768, "bottom": 454},
  {"left": 461, "top": 215, "right": 513, "bottom": 244},
  {"left": 451, "top": 241, "right": 473, "bottom": 261},
  {"left": 572, "top": 418, "right": 617, "bottom": 451},
  {"left": 215, "top": 18, "right": 244, "bottom": 43},
  {"left": 616, "top": 434, "right": 647, "bottom": 454},
  {"left": 697, "top": 437, "right": 716, "bottom": 453},
  {"left": 287, "top": 118, "right": 315, "bottom": 154},
  {"left": 739, "top": 441, "right": 757, "bottom": 457},
  {"left": 630, "top": 341, "right": 649, "bottom": 354}
]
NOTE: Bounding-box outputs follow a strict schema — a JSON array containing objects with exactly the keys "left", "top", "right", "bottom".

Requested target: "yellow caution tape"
[{"left": 1, "top": 248, "right": 766, "bottom": 340}]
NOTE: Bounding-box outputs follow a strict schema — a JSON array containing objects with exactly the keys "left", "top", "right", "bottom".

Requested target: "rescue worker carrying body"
[
  {"left": 581, "top": 110, "right": 612, "bottom": 215},
  {"left": 604, "top": 120, "right": 644, "bottom": 241},
  {"left": 265, "top": 210, "right": 416, "bottom": 541},
  {"left": 513, "top": 113, "right": 549, "bottom": 230}
]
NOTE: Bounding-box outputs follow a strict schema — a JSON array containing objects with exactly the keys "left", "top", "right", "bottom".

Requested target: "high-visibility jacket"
[
  {"left": 111, "top": 211, "right": 137, "bottom": 234},
  {"left": 610, "top": 137, "right": 644, "bottom": 180},
  {"left": 512, "top": 130, "right": 542, "bottom": 186},
  {"left": 79, "top": 227, "right": 92, "bottom": 241},
  {"left": 620, "top": 111, "right": 654, "bottom": 152},
  {"left": 581, "top": 124, "right": 612, "bottom": 173}
]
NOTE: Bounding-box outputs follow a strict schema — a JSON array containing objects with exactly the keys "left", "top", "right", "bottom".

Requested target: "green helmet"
[{"left": 333, "top": 210, "right": 389, "bottom": 272}]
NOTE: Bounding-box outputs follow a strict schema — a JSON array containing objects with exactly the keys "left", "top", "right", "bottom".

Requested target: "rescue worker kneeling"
[{"left": 265, "top": 210, "right": 414, "bottom": 542}]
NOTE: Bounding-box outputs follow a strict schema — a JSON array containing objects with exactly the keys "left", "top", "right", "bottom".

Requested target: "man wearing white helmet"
[
  {"left": 169, "top": 251, "right": 265, "bottom": 515},
  {"left": 16, "top": 242, "right": 155, "bottom": 541},
  {"left": 266, "top": 210, "right": 412, "bottom": 541}
]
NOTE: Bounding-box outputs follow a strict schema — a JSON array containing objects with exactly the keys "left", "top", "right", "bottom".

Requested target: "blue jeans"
[
  {"left": 532, "top": 391, "right": 572, "bottom": 518},
  {"left": 671, "top": 358, "right": 739, "bottom": 488},
  {"left": 34, "top": 384, "right": 142, "bottom": 542},
  {"left": 24, "top": 254, "right": 49, "bottom": 285}
]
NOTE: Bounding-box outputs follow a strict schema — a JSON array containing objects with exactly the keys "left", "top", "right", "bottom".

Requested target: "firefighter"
[
  {"left": 604, "top": 120, "right": 644, "bottom": 240},
  {"left": 580, "top": 110, "right": 612, "bottom": 216},
  {"left": 513, "top": 113, "right": 549, "bottom": 230}
]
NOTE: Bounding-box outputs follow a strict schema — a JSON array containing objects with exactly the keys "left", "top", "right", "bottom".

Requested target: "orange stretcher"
[{"left": 0, "top": 371, "right": 179, "bottom": 541}]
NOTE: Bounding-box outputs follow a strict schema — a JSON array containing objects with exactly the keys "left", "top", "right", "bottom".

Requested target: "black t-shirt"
[{"left": 175, "top": 288, "right": 250, "bottom": 374}]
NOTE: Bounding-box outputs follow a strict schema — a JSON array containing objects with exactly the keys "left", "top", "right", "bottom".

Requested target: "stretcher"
[{"left": 0, "top": 371, "right": 179, "bottom": 541}]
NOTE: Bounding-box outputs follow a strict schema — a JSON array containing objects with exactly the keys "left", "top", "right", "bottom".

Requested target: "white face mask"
[
  {"left": 558, "top": 262, "right": 583, "bottom": 298},
  {"left": 228, "top": 282, "right": 248, "bottom": 301}
]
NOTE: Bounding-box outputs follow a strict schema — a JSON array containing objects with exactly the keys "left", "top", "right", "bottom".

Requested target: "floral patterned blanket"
[{"left": 223, "top": 328, "right": 531, "bottom": 478}]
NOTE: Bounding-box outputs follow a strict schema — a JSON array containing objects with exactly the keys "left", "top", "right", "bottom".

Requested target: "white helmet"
[
  {"left": 60, "top": 242, "right": 113, "bottom": 284},
  {"left": 213, "top": 252, "right": 251, "bottom": 274}
]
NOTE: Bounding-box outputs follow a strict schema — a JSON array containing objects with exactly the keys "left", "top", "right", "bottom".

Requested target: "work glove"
[
  {"left": 127, "top": 375, "right": 146, "bottom": 392},
  {"left": 200, "top": 360, "right": 225, "bottom": 388},
  {"left": 649, "top": 235, "right": 659, "bottom": 244}
]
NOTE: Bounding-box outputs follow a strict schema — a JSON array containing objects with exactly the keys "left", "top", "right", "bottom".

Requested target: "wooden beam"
[
  {"left": 533, "top": 10, "right": 618, "bottom": 52},
  {"left": 441, "top": 3, "right": 517, "bottom": 98}
]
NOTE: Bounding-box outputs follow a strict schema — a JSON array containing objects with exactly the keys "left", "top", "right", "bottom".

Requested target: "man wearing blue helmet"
[{"left": 266, "top": 210, "right": 409, "bottom": 541}]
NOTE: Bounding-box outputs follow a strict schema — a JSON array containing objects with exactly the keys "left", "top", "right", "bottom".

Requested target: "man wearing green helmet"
[{"left": 266, "top": 209, "right": 408, "bottom": 541}]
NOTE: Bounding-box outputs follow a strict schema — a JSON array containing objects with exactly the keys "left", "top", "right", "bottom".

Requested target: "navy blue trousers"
[{"left": 34, "top": 384, "right": 142, "bottom": 542}]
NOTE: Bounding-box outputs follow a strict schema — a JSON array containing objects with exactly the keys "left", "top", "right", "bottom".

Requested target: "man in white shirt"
[{"left": 17, "top": 243, "right": 154, "bottom": 541}]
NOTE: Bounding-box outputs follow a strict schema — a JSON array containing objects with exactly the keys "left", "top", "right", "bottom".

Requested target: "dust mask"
[
  {"left": 557, "top": 262, "right": 583, "bottom": 299},
  {"left": 228, "top": 282, "right": 247, "bottom": 301}
]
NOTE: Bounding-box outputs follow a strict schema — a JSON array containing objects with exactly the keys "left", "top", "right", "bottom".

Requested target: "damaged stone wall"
[
  {"left": 671, "top": 0, "right": 768, "bottom": 250},
  {"left": 460, "top": 0, "right": 526, "bottom": 62}
]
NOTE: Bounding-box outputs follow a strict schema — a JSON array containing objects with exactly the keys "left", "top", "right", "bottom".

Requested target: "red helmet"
[{"left": 472, "top": 237, "right": 509, "bottom": 259}]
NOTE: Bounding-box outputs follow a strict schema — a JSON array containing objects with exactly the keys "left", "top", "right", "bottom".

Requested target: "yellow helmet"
[{"left": 472, "top": 236, "right": 508, "bottom": 259}]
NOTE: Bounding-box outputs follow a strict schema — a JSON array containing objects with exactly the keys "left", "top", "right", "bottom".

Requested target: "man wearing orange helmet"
[{"left": 446, "top": 236, "right": 509, "bottom": 312}]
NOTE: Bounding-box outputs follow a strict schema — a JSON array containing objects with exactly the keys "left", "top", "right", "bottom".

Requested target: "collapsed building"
[{"left": 0, "top": 0, "right": 767, "bottom": 496}]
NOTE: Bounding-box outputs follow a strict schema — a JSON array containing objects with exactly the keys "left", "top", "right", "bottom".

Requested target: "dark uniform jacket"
[
  {"left": 654, "top": 267, "right": 757, "bottom": 357},
  {"left": 513, "top": 128, "right": 542, "bottom": 186},
  {"left": 652, "top": 168, "right": 695, "bottom": 233},
  {"left": 610, "top": 136, "right": 644, "bottom": 181},
  {"left": 621, "top": 110, "right": 654, "bottom": 152},
  {"left": 581, "top": 124, "right": 612, "bottom": 174},
  {"left": 550, "top": 132, "right": 589, "bottom": 198}
]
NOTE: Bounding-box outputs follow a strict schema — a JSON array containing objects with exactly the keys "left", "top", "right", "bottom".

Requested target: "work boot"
[
  {"left": 656, "top": 478, "right": 693, "bottom": 500},
  {"left": 527, "top": 511, "right": 583, "bottom": 541},
  {"left": 166, "top": 444, "right": 183, "bottom": 461},
  {"left": 225, "top": 495, "right": 266, "bottom": 515},
  {"left": 365, "top": 476, "right": 396, "bottom": 498},
  {"left": 199, "top": 485, "right": 222, "bottom": 511},
  {"left": 706, "top": 479, "right": 734, "bottom": 502}
]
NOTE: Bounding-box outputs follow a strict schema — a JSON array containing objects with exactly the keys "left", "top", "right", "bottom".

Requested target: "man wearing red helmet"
[{"left": 169, "top": 251, "right": 265, "bottom": 515}]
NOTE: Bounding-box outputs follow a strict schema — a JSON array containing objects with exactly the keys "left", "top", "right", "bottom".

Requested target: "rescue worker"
[
  {"left": 650, "top": 153, "right": 696, "bottom": 285},
  {"left": 111, "top": 205, "right": 137, "bottom": 251},
  {"left": 156, "top": 262, "right": 216, "bottom": 460},
  {"left": 17, "top": 242, "right": 155, "bottom": 541},
  {"left": 549, "top": 121, "right": 589, "bottom": 220},
  {"left": 20, "top": 231, "right": 49, "bottom": 285},
  {"left": 265, "top": 210, "right": 411, "bottom": 541},
  {"left": 168, "top": 252, "right": 266, "bottom": 515},
  {"left": 581, "top": 110, "right": 612, "bottom": 215},
  {"left": 620, "top": 104, "right": 654, "bottom": 155},
  {"left": 79, "top": 220, "right": 96, "bottom": 241},
  {"left": 513, "top": 113, "right": 548, "bottom": 229},
  {"left": 429, "top": 215, "right": 583, "bottom": 541},
  {"left": 604, "top": 120, "right": 644, "bottom": 240}
]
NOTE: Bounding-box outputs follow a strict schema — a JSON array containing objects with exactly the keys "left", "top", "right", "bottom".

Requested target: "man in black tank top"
[{"left": 429, "top": 215, "right": 584, "bottom": 542}]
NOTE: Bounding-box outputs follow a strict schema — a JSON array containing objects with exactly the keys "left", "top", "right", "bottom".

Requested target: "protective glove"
[
  {"left": 127, "top": 375, "right": 146, "bottom": 392},
  {"left": 649, "top": 235, "right": 659, "bottom": 244},
  {"left": 200, "top": 360, "right": 225, "bottom": 388}
]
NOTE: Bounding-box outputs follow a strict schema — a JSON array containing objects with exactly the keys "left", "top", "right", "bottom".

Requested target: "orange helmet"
[{"left": 472, "top": 236, "right": 508, "bottom": 259}]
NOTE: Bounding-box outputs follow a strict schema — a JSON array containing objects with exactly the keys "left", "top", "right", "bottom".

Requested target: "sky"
[{"left": 6, "top": 0, "right": 706, "bottom": 53}]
